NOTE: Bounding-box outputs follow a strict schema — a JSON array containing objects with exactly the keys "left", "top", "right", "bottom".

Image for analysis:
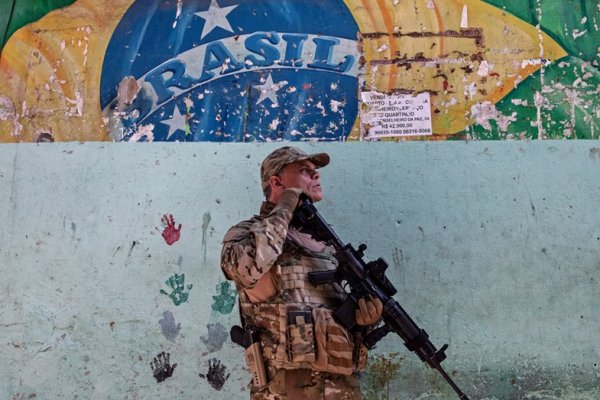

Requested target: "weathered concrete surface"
[{"left": 1, "top": 141, "right": 600, "bottom": 399}]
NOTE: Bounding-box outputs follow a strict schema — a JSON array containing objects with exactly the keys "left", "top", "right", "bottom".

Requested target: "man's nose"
[{"left": 312, "top": 170, "right": 320, "bottom": 179}]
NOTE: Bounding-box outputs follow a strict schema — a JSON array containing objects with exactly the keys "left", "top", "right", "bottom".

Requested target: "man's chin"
[{"left": 309, "top": 193, "right": 323, "bottom": 202}]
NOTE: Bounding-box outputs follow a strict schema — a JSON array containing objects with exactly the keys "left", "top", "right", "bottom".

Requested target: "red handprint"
[{"left": 158, "top": 214, "right": 182, "bottom": 245}]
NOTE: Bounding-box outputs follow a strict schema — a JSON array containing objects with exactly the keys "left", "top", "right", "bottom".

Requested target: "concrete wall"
[{"left": 2, "top": 141, "right": 600, "bottom": 399}]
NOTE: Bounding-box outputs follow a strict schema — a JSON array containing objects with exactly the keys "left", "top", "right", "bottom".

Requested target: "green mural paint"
[
  {"left": 473, "top": 0, "right": 600, "bottom": 140},
  {"left": 211, "top": 281, "right": 236, "bottom": 314},
  {"left": 485, "top": 0, "right": 600, "bottom": 63},
  {"left": 1, "top": 0, "right": 77, "bottom": 49},
  {"left": 160, "top": 273, "right": 193, "bottom": 306},
  {"left": 471, "top": 56, "right": 599, "bottom": 140}
]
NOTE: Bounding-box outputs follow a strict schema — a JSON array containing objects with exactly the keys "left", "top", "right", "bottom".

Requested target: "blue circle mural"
[{"left": 100, "top": 0, "right": 360, "bottom": 142}]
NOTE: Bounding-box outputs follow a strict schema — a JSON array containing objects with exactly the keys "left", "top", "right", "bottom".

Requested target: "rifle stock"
[{"left": 292, "top": 195, "right": 470, "bottom": 400}]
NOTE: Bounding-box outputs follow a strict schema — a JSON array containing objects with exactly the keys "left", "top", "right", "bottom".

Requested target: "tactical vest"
[{"left": 239, "top": 229, "right": 367, "bottom": 376}]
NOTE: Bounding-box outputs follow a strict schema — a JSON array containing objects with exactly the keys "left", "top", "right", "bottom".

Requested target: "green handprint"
[
  {"left": 211, "top": 281, "right": 236, "bottom": 314},
  {"left": 160, "top": 273, "right": 193, "bottom": 306}
]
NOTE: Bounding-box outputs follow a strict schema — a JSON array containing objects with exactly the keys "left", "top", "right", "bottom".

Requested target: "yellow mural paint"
[
  {"left": 347, "top": 0, "right": 567, "bottom": 138},
  {"left": 0, "top": 0, "right": 134, "bottom": 142}
]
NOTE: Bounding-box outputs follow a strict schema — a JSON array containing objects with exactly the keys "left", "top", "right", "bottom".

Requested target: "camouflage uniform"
[{"left": 221, "top": 149, "right": 367, "bottom": 399}]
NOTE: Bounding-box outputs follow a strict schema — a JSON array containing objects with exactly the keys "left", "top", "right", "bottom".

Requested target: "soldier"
[{"left": 221, "top": 146, "right": 383, "bottom": 399}]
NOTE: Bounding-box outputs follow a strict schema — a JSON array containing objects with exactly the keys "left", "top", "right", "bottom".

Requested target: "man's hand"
[
  {"left": 277, "top": 187, "right": 304, "bottom": 211},
  {"left": 355, "top": 295, "right": 383, "bottom": 326}
]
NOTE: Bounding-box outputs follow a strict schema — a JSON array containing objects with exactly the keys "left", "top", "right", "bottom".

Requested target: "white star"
[
  {"left": 253, "top": 74, "right": 284, "bottom": 106},
  {"left": 195, "top": 0, "right": 238, "bottom": 39},
  {"left": 162, "top": 106, "right": 193, "bottom": 140}
]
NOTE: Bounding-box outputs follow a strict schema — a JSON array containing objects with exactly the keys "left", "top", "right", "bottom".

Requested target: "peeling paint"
[
  {"left": 173, "top": 0, "right": 183, "bottom": 28},
  {"left": 460, "top": 5, "right": 469, "bottom": 29},
  {"left": 117, "top": 76, "right": 141, "bottom": 112},
  {"left": 471, "top": 101, "right": 517, "bottom": 133},
  {"left": 128, "top": 124, "right": 155, "bottom": 142},
  {"left": 0, "top": 95, "right": 16, "bottom": 121}
]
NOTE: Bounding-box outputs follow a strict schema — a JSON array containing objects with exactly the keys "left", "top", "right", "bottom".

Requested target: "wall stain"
[
  {"left": 199, "top": 358, "right": 230, "bottom": 391},
  {"left": 11, "top": 394, "right": 37, "bottom": 400},
  {"left": 159, "top": 311, "right": 181, "bottom": 342},
  {"left": 392, "top": 247, "right": 402, "bottom": 269},
  {"left": 201, "top": 211, "right": 211, "bottom": 266},
  {"left": 200, "top": 322, "right": 228, "bottom": 353},
  {"left": 363, "top": 352, "right": 405, "bottom": 400},
  {"left": 589, "top": 147, "right": 600, "bottom": 160},
  {"left": 128, "top": 240, "right": 138, "bottom": 257}
]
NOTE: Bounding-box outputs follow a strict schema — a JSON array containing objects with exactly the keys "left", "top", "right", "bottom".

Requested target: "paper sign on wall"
[{"left": 361, "top": 91, "right": 433, "bottom": 138}]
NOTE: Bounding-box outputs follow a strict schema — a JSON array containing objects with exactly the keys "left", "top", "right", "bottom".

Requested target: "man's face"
[{"left": 278, "top": 159, "right": 323, "bottom": 202}]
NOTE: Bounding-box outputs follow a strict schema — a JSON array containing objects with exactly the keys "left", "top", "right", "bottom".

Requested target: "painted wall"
[
  {"left": 2, "top": 142, "right": 600, "bottom": 399},
  {"left": 0, "top": 0, "right": 598, "bottom": 142}
]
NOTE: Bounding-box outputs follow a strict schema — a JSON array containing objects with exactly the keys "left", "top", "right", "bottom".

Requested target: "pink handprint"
[{"left": 159, "top": 214, "right": 182, "bottom": 245}]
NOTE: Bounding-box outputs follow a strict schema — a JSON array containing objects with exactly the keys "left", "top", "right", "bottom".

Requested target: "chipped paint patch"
[
  {"left": 0, "top": 95, "right": 23, "bottom": 137},
  {"left": 471, "top": 101, "right": 517, "bottom": 133},
  {"left": 460, "top": 5, "right": 469, "bottom": 29},
  {"left": 0, "top": 95, "right": 16, "bottom": 121},
  {"left": 117, "top": 77, "right": 141, "bottom": 112},
  {"left": 128, "top": 124, "right": 155, "bottom": 142},
  {"left": 173, "top": 0, "right": 183, "bottom": 28},
  {"left": 477, "top": 61, "right": 492, "bottom": 77}
]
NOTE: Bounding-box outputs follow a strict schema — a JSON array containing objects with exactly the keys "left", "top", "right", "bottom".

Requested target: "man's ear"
[{"left": 269, "top": 175, "right": 283, "bottom": 187}]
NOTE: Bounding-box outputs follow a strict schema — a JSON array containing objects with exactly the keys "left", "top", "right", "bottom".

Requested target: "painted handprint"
[
  {"left": 200, "top": 322, "right": 228, "bottom": 353},
  {"left": 150, "top": 351, "right": 177, "bottom": 383},
  {"left": 211, "top": 281, "right": 237, "bottom": 314},
  {"left": 158, "top": 214, "right": 181, "bottom": 245},
  {"left": 160, "top": 273, "right": 193, "bottom": 306},
  {"left": 199, "top": 358, "right": 230, "bottom": 391}
]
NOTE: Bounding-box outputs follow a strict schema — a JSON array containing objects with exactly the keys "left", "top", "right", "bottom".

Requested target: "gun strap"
[{"left": 237, "top": 298, "right": 248, "bottom": 329}]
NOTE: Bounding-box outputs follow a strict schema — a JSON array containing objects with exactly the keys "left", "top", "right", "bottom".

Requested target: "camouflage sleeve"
[{"left": 220, "top": 189, "right": 301, "bottom": 288}]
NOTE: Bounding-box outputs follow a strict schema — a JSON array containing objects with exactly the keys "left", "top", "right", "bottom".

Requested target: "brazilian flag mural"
[{"left": 0, "top": 0, "right": 598, "bottom": 142}]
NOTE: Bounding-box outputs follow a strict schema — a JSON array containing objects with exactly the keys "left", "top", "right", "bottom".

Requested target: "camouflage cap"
[{"left": 260, "top": 146, "right": 330, "bottom": 190}]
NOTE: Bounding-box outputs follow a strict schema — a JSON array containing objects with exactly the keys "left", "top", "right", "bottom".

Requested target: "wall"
[
  {"left": 0, "top": 0, "right": 598, "bottom": 142},
  {"left": 1, "top": 1, "right": 600, "bottom": 398},
  {"left": 2, "top": 141, "right": 600, "bottom": 399}
]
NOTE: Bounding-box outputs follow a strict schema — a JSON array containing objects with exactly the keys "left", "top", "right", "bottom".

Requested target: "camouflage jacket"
[{"left": 221, "top": 200, "right": 366, "bottom": 375}]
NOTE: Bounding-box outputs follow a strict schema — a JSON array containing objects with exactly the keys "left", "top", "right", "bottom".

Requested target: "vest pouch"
[
  {"left": 311, "top": 307, "right": 355, "bottom": 375},
  {"left": 285, "top": 306, "right": 316, "bottom": 363}
]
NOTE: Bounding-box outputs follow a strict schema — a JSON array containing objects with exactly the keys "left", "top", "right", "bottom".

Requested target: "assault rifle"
[{"left": 292, "top": 195, "right": 470, "bottom": 400}]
